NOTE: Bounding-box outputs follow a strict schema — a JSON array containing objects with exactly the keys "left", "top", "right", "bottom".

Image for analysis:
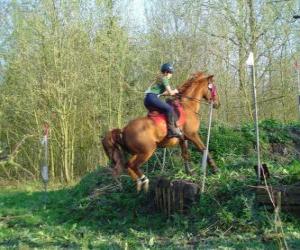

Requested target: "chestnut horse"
[{"left": 102, "top": 72, "right": 220, "bottom": 192}]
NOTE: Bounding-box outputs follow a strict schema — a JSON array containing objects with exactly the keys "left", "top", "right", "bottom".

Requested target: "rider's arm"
[
  {"left": 161, "top": 77, "right": 178, "bottom": 96},
  {"left": 163, "top": 85, "right": 179, "bottom": 96}
]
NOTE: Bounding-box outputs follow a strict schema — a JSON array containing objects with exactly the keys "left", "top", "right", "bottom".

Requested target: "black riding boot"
[{"left": 167, "top": 113, "right": 183, "bottom": 138}]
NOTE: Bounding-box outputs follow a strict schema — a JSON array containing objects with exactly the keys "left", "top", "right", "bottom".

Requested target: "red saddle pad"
[{"left": 147, "top": 102, "right": 186, "bottom": 133}]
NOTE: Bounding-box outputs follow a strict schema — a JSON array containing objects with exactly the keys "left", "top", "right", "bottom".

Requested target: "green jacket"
[{"left": 145, "top": 76, "right": 170, "bottom": 95}]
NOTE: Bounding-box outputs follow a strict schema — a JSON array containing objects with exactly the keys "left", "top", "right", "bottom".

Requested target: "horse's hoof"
[
  {"left": 143, "top": 178, "right": 149, "bottom": 192},
  {"left": 137, "top": 180, "right": 142, "bottom": 193},
  {"left": 187, "top": 170, "right": 196, "bottom": 176},
  {"left": 112, "top": 169, "right": 119, "bottom": 177},
  {"left": 137, "top": 176, "right": 149, "bottom": 193},
  {"left": 184, "top": 167, "right": 194, "bottom": 176},
  {"left": 212, "top": 167, "right": 219, "bottom": 174}
]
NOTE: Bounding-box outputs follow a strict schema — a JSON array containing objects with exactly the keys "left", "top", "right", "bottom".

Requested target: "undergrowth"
[{"left": 1, "top": 119, "right": 300, "bottom": 249}]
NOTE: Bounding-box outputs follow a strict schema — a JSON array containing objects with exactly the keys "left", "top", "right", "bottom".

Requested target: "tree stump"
[{"left": 154, "top": 177, "right": 199, "bottom": 216}]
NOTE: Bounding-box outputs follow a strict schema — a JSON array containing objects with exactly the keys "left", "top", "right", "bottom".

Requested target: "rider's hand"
[
  {"left": 170, "top": 89, "right": 179, "bottom": 96},
  {"left": 166, "top": 86, "right": 179, "bottom": 96}
]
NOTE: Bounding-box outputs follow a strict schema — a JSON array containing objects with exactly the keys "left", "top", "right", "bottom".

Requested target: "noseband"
[{"left": 208, "top": 82, "right": 217, "bottom": 101}]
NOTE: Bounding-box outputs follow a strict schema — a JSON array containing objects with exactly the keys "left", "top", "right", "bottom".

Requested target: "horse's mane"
[{"left": 178, "top": 71, "right": 208, "bottom": 94}]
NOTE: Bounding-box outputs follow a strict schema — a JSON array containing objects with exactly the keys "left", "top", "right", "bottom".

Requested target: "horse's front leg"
[
  {"left": 185, "top": 133, "right": 218, "bottom": 174},
  {"left": 179, "top": 139, "right": 192, "bottom": 175}
]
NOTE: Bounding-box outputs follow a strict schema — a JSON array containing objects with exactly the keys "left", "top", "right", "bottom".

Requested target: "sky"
[{"left": 121, "top": 0, "right": 147, "bottom": 32}]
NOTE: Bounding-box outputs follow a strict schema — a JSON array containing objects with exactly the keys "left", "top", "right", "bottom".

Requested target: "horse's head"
[
  {"left": 202, "top": 75, "right": 220, "bottom": 109},
  {"left": 178, "top": 71, "right": 220, "bottom": 109}
]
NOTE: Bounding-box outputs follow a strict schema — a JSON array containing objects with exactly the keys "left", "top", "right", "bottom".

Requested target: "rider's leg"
[
  {"left": 144, "top": 93, "right": 182, "bottom": 138},
  {"left": 166, "top": 110, "right": 183, "bottom": 138}
]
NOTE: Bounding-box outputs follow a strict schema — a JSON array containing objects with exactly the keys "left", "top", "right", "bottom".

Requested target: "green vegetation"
[
  {"left": 0, "top": 0, "right": 299, "bottom": 248},
  {"left": 0, "top": 0, "right": 298, "bottom": 182},
  {"left": 1, "top": 120, "right": 300, "bottom": 249}
]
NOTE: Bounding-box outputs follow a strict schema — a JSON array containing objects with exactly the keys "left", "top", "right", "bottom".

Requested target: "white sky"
[{"left": 121, "top": 0, "right": 147, "bottom": 31}]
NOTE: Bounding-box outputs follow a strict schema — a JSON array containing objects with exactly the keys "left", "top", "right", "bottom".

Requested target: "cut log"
[
  {"left": 154, "top": 177, "right": 199, "bottom": 215},
  {"left": 255, "top": 182, "right": 300, "bottom": 217}
]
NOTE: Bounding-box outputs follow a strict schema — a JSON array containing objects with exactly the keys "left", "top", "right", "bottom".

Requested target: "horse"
[{"left": 102, "top": 71, "right": 220, "bottom": 192}]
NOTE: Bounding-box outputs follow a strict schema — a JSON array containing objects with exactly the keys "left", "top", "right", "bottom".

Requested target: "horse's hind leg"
[
  {"left": 179, "top": 140, "right": 192, "bottom": 175},
  {"left": 185, "top": 133, "right": 218, "bottom": 173},
  {"left": 127, "top": 151, "right": 155, "bottom": 192},
  {"left": 126, "top": 155, "right": 139, "bottom": 181}
]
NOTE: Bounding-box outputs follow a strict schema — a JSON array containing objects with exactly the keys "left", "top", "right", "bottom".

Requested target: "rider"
[{"left": 144, "top": 63, "right": 183, "bottom": 138}]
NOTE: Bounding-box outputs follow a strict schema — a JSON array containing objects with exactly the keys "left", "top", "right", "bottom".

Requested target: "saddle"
[{"left": 147, "top": 99, "right": 186, "bottom": 133}]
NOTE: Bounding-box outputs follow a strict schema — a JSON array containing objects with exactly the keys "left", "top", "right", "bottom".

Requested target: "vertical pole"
[
  {"left": 200, "top": 101, "right": 214, "bottom": 194},
  {"left": 248, "top": 53, "right": 262, "bottom": 183},
  {"left": 161, "top": 148, "right": 167, "bottom": 173},
  {"left": 297, "top": 68, "right": 300, "bottom": 118},
  {"left": 44, "top": 132, "right": 48, "bottom": 192},
  {"left": 294, "top": 11, "right": 300, "bottom": 116},
  {"left": 41, "top": 124, "right": 49, "bottom": 202}
]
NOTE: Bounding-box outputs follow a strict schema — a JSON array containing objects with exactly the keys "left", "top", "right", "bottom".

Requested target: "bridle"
[{"left": 177, "top": 82, "right": 217, "bottom": 104}]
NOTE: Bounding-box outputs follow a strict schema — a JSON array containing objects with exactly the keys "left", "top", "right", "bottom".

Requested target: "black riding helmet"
[{"left": 160, "top": 63, "right": 174, "bottom": 74}]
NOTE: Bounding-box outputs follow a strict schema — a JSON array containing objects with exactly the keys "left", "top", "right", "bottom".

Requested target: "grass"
[
  {"left": 1, "top": 119, "right": 300, "bottom": 249},
  {"left": 1, "top": 170, "right": 300, "bottom": 249}
]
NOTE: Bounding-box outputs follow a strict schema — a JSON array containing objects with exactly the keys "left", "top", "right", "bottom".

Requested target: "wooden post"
[{"left": 274, "top": 191, "right": 281, "bottom": 226}]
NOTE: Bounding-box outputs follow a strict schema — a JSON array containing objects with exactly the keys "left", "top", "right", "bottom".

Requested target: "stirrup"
[{"left": 167, "top": 128, "right": 183, "bottom": 138}]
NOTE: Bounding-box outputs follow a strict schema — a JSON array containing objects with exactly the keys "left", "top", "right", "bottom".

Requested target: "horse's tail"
[{"left": 101, "top": 128, "right": 125, "bottom": 176}]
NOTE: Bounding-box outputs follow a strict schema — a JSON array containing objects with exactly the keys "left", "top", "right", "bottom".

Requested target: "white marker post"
[
  {"left": 247, "top": 52, "right": 262, "bottom": 183},
  {"left": 295, "top": 62, "right": 300, "bottom": 119},
  {"left": 41, "top": 124, "right": 49, "bottom": 201},
  {"left": 200, "top": 95, "right": 214, "bottom": 194}
]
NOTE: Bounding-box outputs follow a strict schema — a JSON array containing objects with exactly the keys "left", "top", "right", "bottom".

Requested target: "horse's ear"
[
  {"left": 207, "top": 74, "right": 214, "bottom": 81},
  {"left": 111, "top": 128, "right": 122, "bottom": 144}
]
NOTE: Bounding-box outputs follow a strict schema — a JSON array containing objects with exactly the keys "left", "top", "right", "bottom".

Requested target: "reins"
[{"left": 176, "top": 93, "right": 203, "bottom": 103}]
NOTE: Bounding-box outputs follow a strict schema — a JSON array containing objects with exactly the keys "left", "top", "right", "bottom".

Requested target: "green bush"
[
  {"left": 259, "top": 119, "right": 291, "bottom": 143},
  {"left": 208, "top": 125, "right": 252, "bottom": 161}
]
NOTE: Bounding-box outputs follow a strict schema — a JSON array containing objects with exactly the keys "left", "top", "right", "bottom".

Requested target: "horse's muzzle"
[{"left": 213, "top": 102, "right": 220, "bottom": 109}]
